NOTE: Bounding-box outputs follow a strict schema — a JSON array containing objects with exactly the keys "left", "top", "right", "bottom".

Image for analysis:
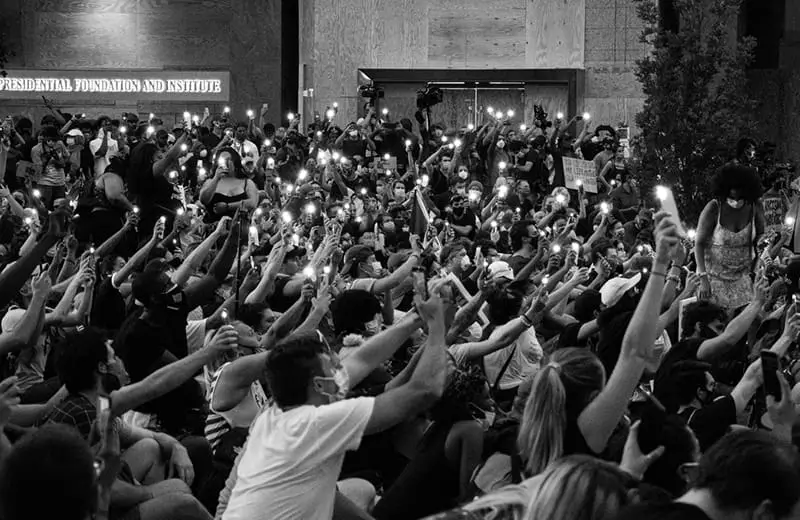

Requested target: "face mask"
[
  {"left": 65, "top": 137, "right": 75, "bottom": 146},
  {"left": 726, "top": 198, "right": 745, "bottom": 209},
  {"left": 468, "top": 190, "right": 481, "bottom": 202},
  {"left": 458, "top": 170, "right": 468, "bottom": 180},
  {"left": 371, "top": 261, "right": 383, "bottom": 274},
  {"left": 394, "top": 189, "right": 405, "bottom": 198},
  {"left": 199, "top": 149, "right": 208, "bottom": 158},
  {"left": 460, "top": 255, "right": 471, "bottom": 269},
  {"left": 497, "top": 140, "right": 505, "bottom": 149},
  {"left": 315, "top": 368, "right": 350, "bottom": 402},
  {"left": 349, "top": 131, "right": 358, "bottom": 137},
  {"left": 456, "top": 188, "right": 466, "bottom": 196},
  {"left": 364, "top": 318, "right": 381, "bottom": 335},
  {"left": 481, "top": 410, "right": 496, "bottom": 431}
]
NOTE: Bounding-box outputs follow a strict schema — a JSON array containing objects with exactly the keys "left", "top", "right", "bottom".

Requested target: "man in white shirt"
[
  {"left": 89, "top": 116, "right": 119, "bottom": 177},
  {"left": 222, "top": 296, "right": 448, "bottom": 520},
  {"left": 230, "top": 122, "right": 259, "bottom": 165}
]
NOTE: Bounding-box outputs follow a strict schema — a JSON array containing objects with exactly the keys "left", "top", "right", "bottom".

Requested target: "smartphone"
[
  {"left": 412, "top": 267, "right": 427, "bottom": 299},
  {"left": 98, "top": 396, "right": 110, "bottom": 413},
  {"left": 655, "top": 186, "right": 687, "bottom": 238},
  {"left": 761, "top": 350, "right": 782, "bottom": 401},
  {"left": 220, "top": 308, "right": 231, "bottom": 325}
]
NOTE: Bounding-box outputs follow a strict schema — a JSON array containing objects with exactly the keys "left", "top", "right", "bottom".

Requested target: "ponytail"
[
  {"left": 517, "top": 348, "right": 605, "bottom": 477},
  {"left": 518, "top": 363, "right": 567, "bottom": 476}
]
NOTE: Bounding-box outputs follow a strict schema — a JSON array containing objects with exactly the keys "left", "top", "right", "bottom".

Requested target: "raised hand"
[
  {"left": 208, "top": 325, "right": 239, "bottom": 354},
  {"left": 652, "top": 211, "right": 680, "bottom": 264},
  {"left": 32, "top": 271, "right": 52, "bottom": 297},
  {"left": 215, "top": 215, "right": 232, "bottom": 236},
  {"left": 619, "top": 420, "right": 665, "bottom": 481}
]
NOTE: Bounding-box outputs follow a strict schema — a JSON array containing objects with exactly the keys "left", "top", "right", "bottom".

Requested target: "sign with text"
[
  {"left": 0, "top": 69, "right": 230, "bottom": 102},
  {"left": 563, "top": 157, "right": 598, "bottom": 193},
  {"left": 762, "top": 195, "right": 785, "bottom": 233}
]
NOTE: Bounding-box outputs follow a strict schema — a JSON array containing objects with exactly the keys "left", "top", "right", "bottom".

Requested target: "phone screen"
[
  {"left": 761, "top": 350, "right": 781, "bottom": 401},
  {"left": 412, "top": 268, "right": 427, "bottom": 300},
  {"left": 656, "top": 186, "right": 686, "bottom": 238}
]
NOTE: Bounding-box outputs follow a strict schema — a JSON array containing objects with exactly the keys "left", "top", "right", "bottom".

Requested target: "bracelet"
[
  {"left": 650, "top": 271, "right": 667, "bottom": 278},
  {"left": 521, "top": 315, "right": 533, "bottom": 328},
  {"left": 666, "top": 275, "right": 681, "bottom": 284}
]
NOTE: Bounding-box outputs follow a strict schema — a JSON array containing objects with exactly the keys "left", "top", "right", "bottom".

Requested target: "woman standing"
[
  {"left": 695, "top": 165, "right": 764, "bottom": 311},
  {"left": 200, "top": 147, "right": 258, "bottom": 223}
]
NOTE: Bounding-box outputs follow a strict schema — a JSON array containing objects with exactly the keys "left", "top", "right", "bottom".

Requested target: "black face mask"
[
  {"left": 700, "top": 325, "right": 719, "bottom": 340},
  {"left": 453, "top": 207, "right": 466, "bottom": 217}
]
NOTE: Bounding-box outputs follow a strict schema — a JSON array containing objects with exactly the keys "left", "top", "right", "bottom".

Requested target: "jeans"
[{"left": 37, "top": 184, "right": 66, "bottom": 211}]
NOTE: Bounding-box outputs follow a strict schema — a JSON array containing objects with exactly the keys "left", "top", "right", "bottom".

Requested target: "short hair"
[
  {"left": 331, "top": 290, "right": 382, "bottom": 335},
  {"left": 439, "top": 240, "right": 467, "bottom": 266},
  {"left": 510, "top": 221, "right": 536, "bottom": 252},
  {"left": 56, "top": 328, "right": 109, "bottom": 394},
  {"left": 0, "top": 424, "right": 97, "bottom": 520},
  {"left": 681, "top": 301, "right": 726, "bottom": 338},
  {"left": 96, "top": 115, "right": 111, "bottom": 128},
  {"left": 40, "top": 125, "right": 59, "bottom": 140},
  {"left": 654, "top": 359, "right": 712, "bottom": 412},
  {"left": 591, "top": 238, "right": 615, "bottom": 262},
  {"left": 237, "top": 302, "right": 269, "bottom": 330},
  {"left": 572, "top": 289, "right": 602, "bottom": 323},
  {"left": 695, "top": 430, "right": 800, "bottom": 517},
  {"left": 710, "top": 164, "right": 763, "bottom": 202},
  {"left": 637, "top": 404, "right": 698, "bottom": 496},
  {"left": 595, "top": 125, "right": 617, "bottom": 139},
  {"left": 264, "top": 332, "right": 327, "bottom": 408},
  {"left": 486, "top": 282, "right": 528, "bottom": 325}
]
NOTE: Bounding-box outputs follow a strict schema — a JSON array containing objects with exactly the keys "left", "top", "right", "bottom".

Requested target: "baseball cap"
[
  {"left": 343, "top": 245, "right": 374, "bottom": 272},
  {"left": 600, "top": 273, "right": 642, "bottom": 307},
  {"left": 487, "top": 261, "right": 514, "bottom": 282},
  {"left": 1, "top": 308, "right": 26, "bottom": 334}
]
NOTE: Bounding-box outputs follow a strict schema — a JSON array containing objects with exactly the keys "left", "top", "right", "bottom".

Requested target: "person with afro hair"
[{"left": 695, "top": 164, "right": 765, "bottom": 311}]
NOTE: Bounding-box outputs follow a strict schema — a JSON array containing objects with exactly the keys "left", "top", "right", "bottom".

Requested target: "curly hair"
[{"left": 710, "top": 164, "right": 763, "bottom": 202}]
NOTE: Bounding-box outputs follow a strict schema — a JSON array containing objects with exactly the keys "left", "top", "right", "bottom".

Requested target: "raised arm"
[
  {"left": 171, "top": 216, "right": 230, "bottom": 287},
  {"left": 372, "top": 236, "right": 421, "bottom": 294},
  {"left": 93, "top": 213, "right": 137, "bottom": 259},
  {"left": 364, "top": 296, "right": 447, "bottom": 435},
  {"left": 111, "top": 219, "right": 163, "bottom": 288},
  {"left": 0, "top": 212, "right": 64, "bottom": 309},
  {"left": 110, "top": 326, "right": 238, "bottom": 417},
  {"left": 696, "top": 279, "right": 768, "bottom": 360},
  {"left": 578, "top": 211, "right": 677, "bottom": 454},
  {"left": 182, "top": 214, "right": 240, "bottom": 309}
]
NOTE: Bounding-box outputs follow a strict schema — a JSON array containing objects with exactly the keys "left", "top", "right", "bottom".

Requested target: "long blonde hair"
[
  {"left": 524, "top": 455, "right": 629, "bottom": 520},
  {"left": 517, "top": 348, "right": 605, "bottom": 476}
]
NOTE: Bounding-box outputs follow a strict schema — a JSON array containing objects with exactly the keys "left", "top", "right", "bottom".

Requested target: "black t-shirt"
[
  {"left": 449, "top": 208, "right": 478, "bottom": 239},
  {"left": 679, "top": 396, "right": 737, "bottom": 452},
  {"left": 127, "top": 142, "right": 174, "bottom": 206},
  {"left": 91, "top": 276, "right": 127, "bottom": 333},
  {"left": 341, "top": 138, "right": 367, "bottom": 159},
  {"left": 613, "top": 502, "right": 712, "bottom": 520},
  {"left": 656, "top": 338, "right": 704, "bottom": 380}
]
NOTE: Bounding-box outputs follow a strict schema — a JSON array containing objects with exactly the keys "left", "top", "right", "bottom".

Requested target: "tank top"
[{"left": 207, "top": 178, "right": 249, "bottom": 222}]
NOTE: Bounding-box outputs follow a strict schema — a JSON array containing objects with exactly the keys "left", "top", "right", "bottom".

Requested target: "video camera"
[
  {"left": 358, "top": 84, "right": 384, "bottom": 100},
  {"left": 416, "top": 85, "right": 443, "bottom": 109}
]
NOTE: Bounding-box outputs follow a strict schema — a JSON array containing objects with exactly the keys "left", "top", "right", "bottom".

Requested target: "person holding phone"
[{"left": 695, "top": 164, "right": 765, "bottom": 311}]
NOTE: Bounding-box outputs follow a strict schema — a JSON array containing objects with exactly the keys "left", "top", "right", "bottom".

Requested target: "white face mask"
[
  {"left": 371, "top": 261, "right": 383, "bottom": 274},
  {"left": 364, "top": 318, "right": 381, "bottom": 335},
  {"left": 496, "top": 140, "right": 505, "bottom": 149},
  {"left": 349, "top": 130, "right": 358, "bottom": 137},
  {"left": 315, "top": 368, "right": 350, "bottom": 402},
  {"left": 458, "top": 170, "right": 468, "bottom": 180},
  {"left": 727, "top": 198, "right": 745, "bottom": 209}
]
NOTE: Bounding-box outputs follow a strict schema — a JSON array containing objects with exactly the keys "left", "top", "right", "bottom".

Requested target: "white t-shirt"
[
  {"left": 89, "top": 134, "right": 119, "bottom": 177},
  {"left": 223, "top": 396, "right": 375, "bottom": 520},
  {"left": 450, "top": 328, "right": 542, "bottom": 391}
]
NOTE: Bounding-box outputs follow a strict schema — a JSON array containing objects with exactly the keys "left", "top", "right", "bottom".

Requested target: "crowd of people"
[{"left": 0, "top": 94, "right": 799, "bottom": 520}]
